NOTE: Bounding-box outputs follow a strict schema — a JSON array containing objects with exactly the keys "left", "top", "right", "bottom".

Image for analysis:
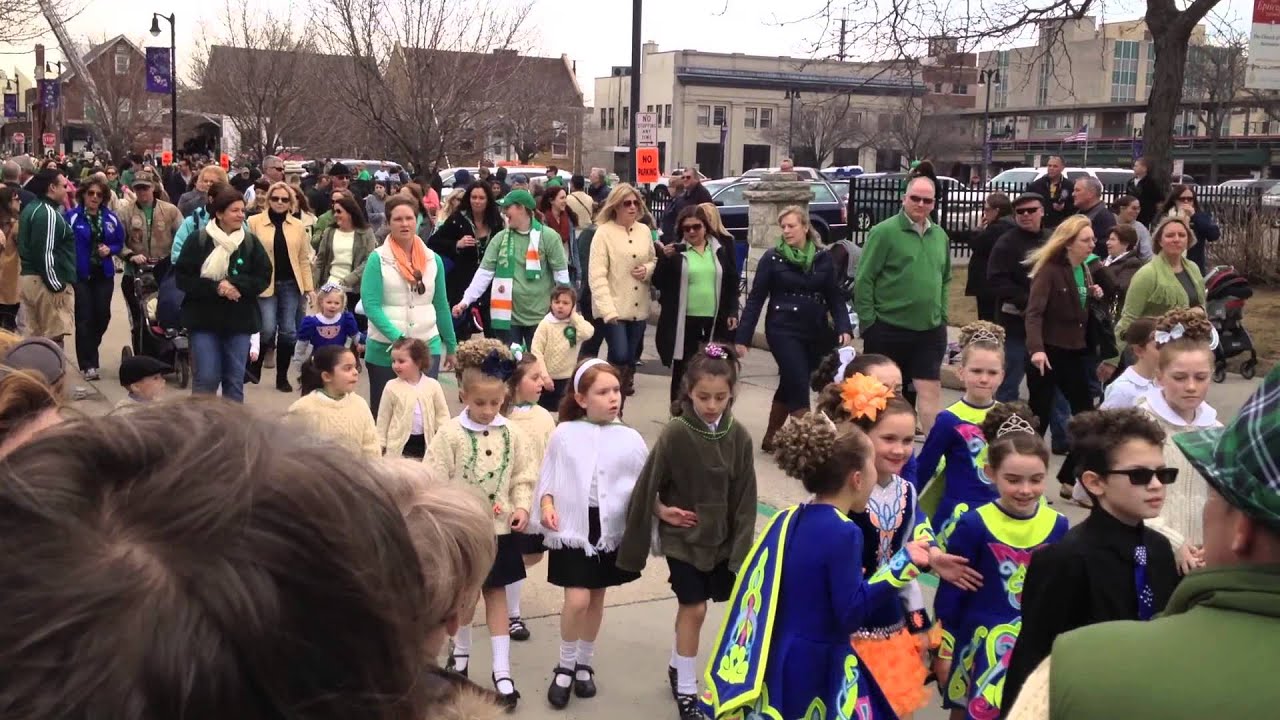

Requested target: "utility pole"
[
  {"left": 839, "top": 18, "right": 848, "bottom": 62},
  {"left": 628, "top": 0, "right": 642, "bottom": 183},
  {"left": 980, "top": 68, "right": 999, "bottom": 183}
]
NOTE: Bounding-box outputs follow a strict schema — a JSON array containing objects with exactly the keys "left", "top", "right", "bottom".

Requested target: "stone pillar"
[{"left": 743, "top": 172, "right": 813, "bottom": 250}]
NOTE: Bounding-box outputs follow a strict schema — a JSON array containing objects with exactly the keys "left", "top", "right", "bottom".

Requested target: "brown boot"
[
  {"left": 621, "top": 365, "right": 636, "bottom": 397},
  {"left": 761, "top": 402, "right": 790, "bottom": 453}
]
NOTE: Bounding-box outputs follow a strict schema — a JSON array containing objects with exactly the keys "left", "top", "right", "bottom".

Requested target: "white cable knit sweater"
[{"left": 1136, "top": 388, "right": 1221, "bottom": 549}]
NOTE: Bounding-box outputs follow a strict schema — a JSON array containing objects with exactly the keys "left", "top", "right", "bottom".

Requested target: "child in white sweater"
[
  {"left": 286, "top": 345, "right": 380, "bottom": 460},
  {"left": 376, "top": 337, "right": 450, "bottom": 459},
  {"left": 531, "top": 285, "right": 595, "bottom": 411}
]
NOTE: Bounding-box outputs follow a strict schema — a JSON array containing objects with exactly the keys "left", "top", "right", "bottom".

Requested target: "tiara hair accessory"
[
  {"left": 1154, "top": 323, "right": 1185, "bottom": 345},
  {"left": 573, "top": 358, "right": 610, "bottom": 392},
  {"left": 480, "top": 350, "right": 515, "bottom": 381},
  {"left": 996, "top": 414, "right": 1037, "bottom": 437},
  {"left": 967, "top": 326, "right": 1004, "bottom": 346},
  {"left": 840, "top": 373, "right": 893, "bottom": 422},
  {"left": 704, "top": 344, "right": 727, "bottom": 359},
  {"left": 509, "top": 343, "right": 526, "bottom": 362}
]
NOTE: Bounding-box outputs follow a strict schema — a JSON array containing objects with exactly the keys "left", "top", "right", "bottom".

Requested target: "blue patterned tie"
[{"left": 1134, "top": 545, "right": 1155, "bottom": 621}]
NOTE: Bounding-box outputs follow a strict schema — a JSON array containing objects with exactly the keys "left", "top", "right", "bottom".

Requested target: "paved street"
[{"left": 71, "top": 279, "right": 1263, "bottom": 720}]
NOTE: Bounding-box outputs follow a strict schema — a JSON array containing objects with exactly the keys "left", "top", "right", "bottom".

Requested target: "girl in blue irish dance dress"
[
  {"left": 700, "top": 410, "right": 930, "bottom": 720},
  {"left": 933, "top": 402, "right": 1068, "bottom": 720}
]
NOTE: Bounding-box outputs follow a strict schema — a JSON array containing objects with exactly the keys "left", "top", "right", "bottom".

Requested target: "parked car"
[
  {"left": 821, "top": 165, "right": 865, "bottom": 181},
  {"left": 845, "top": 172, "right": 973, "bottom": 233},
  {"left": 988, "top": 166, "right": 1135, "bottom": 190},
  {"left": 740, "top": 166, "right": 821, "bottom": 181},
  {"left": 705, "top": 177, "right": 848, "bottom": 243}
]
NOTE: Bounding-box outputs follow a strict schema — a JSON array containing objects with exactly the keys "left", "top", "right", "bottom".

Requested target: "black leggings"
[{"left": 1027, "top": 346, "right": 1094, "bottom": 437}]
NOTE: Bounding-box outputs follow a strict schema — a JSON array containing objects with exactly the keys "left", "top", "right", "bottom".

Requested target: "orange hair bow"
[{"left": 840, "top": 373, "right": 894, "bottom": 422}]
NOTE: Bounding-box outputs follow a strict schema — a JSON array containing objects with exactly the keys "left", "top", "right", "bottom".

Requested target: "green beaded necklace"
[
  {"left": 676, "top": 414, "right": 733, "bottom": 440},
  {"left": 463, "top": 425, "right": 512, "bottom": 508}
]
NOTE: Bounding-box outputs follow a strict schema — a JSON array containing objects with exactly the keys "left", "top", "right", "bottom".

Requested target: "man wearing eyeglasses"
[
  {"left": 854, "top": 175, "right": 951, "bottom": 434},
  {"left": 987, "top": 193, "right": 1049, "bottom": 403},
  {"left": 117, "top": 170, "right": 183, "bottom": 353},
  {"left": 660, "top": 166, "right": 713, "bottom": 241}
]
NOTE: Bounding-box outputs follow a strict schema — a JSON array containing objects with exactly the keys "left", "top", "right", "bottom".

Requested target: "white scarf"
[{"left": 200, "top": 221, "right": 246, "bottom": 282}]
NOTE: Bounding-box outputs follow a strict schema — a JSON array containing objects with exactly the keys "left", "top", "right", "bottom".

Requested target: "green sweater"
[
  {"left": 477, "top": 224, "right": 569, "bottom": 327},
  {"left": 1115, "top": 254, "right": 1206, "bottom": 340},
  {"left": 1046, "top": 564, "right": 1280, "bottom": 720},
  {"left": 854, "top": 211, "right": 951, "bottom": 331},
  {"left": 616, "top": 407, "right": 757, "bottom": 574},
  {"left": 360, "top": 251, "right": 456, "bottom": 366},
  {"left": 18, "top": 197, "right": 77, "bottom": 292}
]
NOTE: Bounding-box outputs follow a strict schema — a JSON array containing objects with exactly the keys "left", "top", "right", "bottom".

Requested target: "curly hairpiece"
[
  {"left": 959, "top": 320, "right": 1006, "bottom": 365},
  {"left": 774, "top": 412, "right": 872, "bottom": 496},
  {"left": 1154, "top": 307, "right": 1215, "bottom": 369},
  {"left": 454, "top": 338, "right": 514, "bottom": 388}
]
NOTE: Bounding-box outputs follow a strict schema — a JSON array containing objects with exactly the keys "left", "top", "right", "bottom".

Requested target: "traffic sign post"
[
  {"left": 636, "top": 147, "right": 660, "bottom": 184},
  {"left": 13, "top": 132, "right": 25, "bottom": 146},
  {"left": 635, "top": 111, "right": 658, "bottom": 147},
  {"left": 41, "top": 132, "right": 55, "bottom": 148}
]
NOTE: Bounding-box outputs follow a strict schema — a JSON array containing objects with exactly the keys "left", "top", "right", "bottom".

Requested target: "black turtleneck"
[
  {"left": 1000, "top": 505, "right": 1180, "bottom": 714},
  {"left": 268, "top": 210, "right": 296, "bottom": 285}
]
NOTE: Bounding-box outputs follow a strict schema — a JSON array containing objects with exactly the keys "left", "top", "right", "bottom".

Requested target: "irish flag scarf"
[{"left": 489, "top": 220, "right": 544, "bottom": 330}]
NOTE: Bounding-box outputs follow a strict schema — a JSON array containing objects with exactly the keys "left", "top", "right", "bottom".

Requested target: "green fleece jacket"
[
  {"left": 18, "top": 197, "right": 77, "bottom": 292},
  {"left": 1046, "top": 564, "right": 1280, "bottom": 719},
  {"left": 1115, "top": 253, "right": 1206, "bottom": 340},
  {"left": 616, "top": 406, "right": 757, "bottom": 574},
  {"left": 854, "top": 210, "right": 950, "bottom": 331}
]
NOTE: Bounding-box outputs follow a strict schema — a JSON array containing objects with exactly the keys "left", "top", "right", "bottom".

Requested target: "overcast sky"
[{"left": 0, "top": 0, "right": 1263, "bottom": 105}]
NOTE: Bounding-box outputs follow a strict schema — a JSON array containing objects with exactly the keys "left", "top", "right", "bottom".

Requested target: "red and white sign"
[
  {"left": 41, "top": 132, "right": 55, "bottom": 148},
  {"left": 1247, "top": 0, "right": 1280, "bottom": 89},
  {"left": 12, "top": 132, "right": 24, "bottom": 144}
]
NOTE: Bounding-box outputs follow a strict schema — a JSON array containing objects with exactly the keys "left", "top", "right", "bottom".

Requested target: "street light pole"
[
  {"left": 980, "top": 68, "right": 999, "bottom": 184},
  {"left": 785, "top": 89, "right": 800, "bottom": 160},
  {"left": 150, "top": 12, "right": 177, "bottom": 156}
]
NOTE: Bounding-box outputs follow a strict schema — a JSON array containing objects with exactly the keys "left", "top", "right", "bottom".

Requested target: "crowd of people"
[{"left": 0, "top": 146, "right": 1275, "bottom": 720}]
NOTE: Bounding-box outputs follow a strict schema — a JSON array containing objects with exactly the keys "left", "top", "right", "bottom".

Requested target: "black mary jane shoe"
[
  {"left": 444, "top": 652, "right": 469, "bottom": 679},
  {"left": 573, "top": 663, "right": 597, "bottom": 698},
  {"left": 676, "top": 692, "right": 707, "bottom": 720},
  {"left": 547, "top": 666, "right": 575, "bottom": 709},
  {"left": 492, "top": 674, "right": 520, "bottom": 712},
  {"left": 667, "top": 665, "right": 679, "bottom": 700},
  {"left": 508, "top": 616, "right": 531, "bottom": 641}
]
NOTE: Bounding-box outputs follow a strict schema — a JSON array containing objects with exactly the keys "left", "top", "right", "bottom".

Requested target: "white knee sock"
[
  {"left": 491, "top": 634, "right": 513, "bottom": 693},
  {"left": 575, "top": 639, "right": 596, "bottom": 681},
  {"left": 675, "top": 653, "right": 698, "bottom": 696},
  {"left": 555, "top": 640, "right": 576, "bottom": 688},
  {"left": 452, "top": 626, "right": 471, "bottom": 672},
  {"left": 506, "top": 580, "right": 523, "bottom": 619}
]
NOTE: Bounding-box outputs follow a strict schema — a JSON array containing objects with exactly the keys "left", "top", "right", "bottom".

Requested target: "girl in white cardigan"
[
  {"left": 376, "top": 337, "right": 450, "bottom": 459},
  {"left": 1137, "top": 308, "right": 1222, "bottom": 575},
  {"left": 530, "top": 358, "right": 648, "bottom": 710}
]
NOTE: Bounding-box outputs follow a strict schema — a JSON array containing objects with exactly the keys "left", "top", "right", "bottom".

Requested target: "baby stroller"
[
  {"left": 1204, "top": 265, "right": 1258, "bottom": 383},
  {"left": 122, "top": 258, "right": 191, "bottom": 388}
]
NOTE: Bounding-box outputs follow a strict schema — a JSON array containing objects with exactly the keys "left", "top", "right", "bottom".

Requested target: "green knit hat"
[{"left": 499, "top": 188, "right": 535, "bottom": 211}]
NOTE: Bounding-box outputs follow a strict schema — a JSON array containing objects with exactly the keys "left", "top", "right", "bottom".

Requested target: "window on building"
[
  {"left": 744, "top": 107, "right": 757, "bottom": 128},
  {"left": 759, "top": 108, "right": 773, "bottom": 128},
  {"left": 994, "top": 51, "right": 1009, "bottom": 109},
  {"left": 664, "top": 104, "right": 672, "bottom": 127},
  {"left": 600, "top": 108, "right": 606, "bottom": 129},
  {"left": 713, "top": 105, "right": 726, "bottom": 127},
  {"left": 607, "top": 107, "right": 615, "bottom": 129},
  {"left": 117, "top": 98, "right": 131, "bottom": 117},
  {"left": 551, "top": 120, "right": 569, "bottom": 157},
  {"left": 954, "top": 83, "right": 968, "bottom": 94},
  {"left": 1037, "top": 58, "right": 1052, "bottom": 107},
  {"left": 646, "top": 104, "right": 653, "bottom": 113},
  {"left": 622, "top": 107, "right": 629, "bottom": 129},
  {"left": 1111, "top": 40, "right": 1139, "bottom": 102},
  {"left": 115, "top": 48, "right": 130, "bottom": 75},
  {"left": 850, "top": 111, "right": 863, "bottom": 126},
  {"left": 697, "top": 104, "right": 710, "bottom": 126},
  {"left": 1033, "top": 116, "right": 1053, "bottom": 130},
  {"left": 934, "top": 82, "right": 943, "bottom": 93}
]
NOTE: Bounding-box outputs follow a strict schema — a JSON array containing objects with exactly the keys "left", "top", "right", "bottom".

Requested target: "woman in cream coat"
[
  {"left": 587, "top": 183, "right": 656, "bottom": 398},
  {"left": 247, "top": 181, "right": 315, "bottom": 392}
]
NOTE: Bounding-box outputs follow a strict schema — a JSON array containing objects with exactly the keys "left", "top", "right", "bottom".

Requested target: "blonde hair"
[
  {"left": 438, "top": 188, "right": 465, "bottom": 226},
  {"left": 1025, "top": 214, "right": 1092, "bottom": 278},
  {"left": 778, "top": 205, "right": 810, "bottom": 229},
  {"left": 697, "top": 202, "right": 730, "bottom": 239},
  {"left": 375, "top": 460, "right": 495, "bottom": 632},
  {"left": 314, "top": 284, "right": 347, "bottom": 311},
  {"left": 197, "top": 164, "right": 229, "bottom": 186},
  {"left": 594, "top": 183, "right": 644, "bottom": 225},
  {"left": 265, "top": 181, "right": 297, "bottom": 214},
  {"left": 1151, "top": 215, "right": 1198, "bottom": 255}
]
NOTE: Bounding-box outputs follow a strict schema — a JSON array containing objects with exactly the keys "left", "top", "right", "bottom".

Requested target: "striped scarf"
[{"left": 488, "top": 220, "right": 544, "bottom": 330}]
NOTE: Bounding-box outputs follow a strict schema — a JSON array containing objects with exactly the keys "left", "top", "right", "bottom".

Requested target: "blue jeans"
[
  {"left": 258, "top": 280, "right": 301, "bottom": 349},
  {"left": 498, "top": 324, "right": 537, "bottom": 348},
  {"left": 603, "top": 319, "right": 646, "bottom": 367},
  {"left": 997, "top": 326, "right": 1028, "bottom": 403},
  {"left": 190, "top": 330, "right": 252, "bottom": 402}
]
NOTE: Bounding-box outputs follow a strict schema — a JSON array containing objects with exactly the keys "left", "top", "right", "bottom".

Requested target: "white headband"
[{"left": 573, "top": 358, "right": 610, "bottom": 392}]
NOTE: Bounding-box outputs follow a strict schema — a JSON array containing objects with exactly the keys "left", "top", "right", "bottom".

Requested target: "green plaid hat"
[{"left": 1174, "top": 364, "right": 1280, "bottom": 531}]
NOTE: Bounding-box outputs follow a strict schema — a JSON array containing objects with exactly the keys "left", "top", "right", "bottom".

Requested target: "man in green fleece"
[
  {"left": 854, "top": 174, "right": 950, "bottom": 433},
  {"left": 17, "top": 169, "right": 77, "bottom": 345},
  {"left": 1004, "top": 364, "right": 1280, "bottom": 720}
]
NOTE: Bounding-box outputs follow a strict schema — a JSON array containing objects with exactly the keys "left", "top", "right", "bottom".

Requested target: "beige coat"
[
  {"left": 0, "top": 222, "right": 20, "bottom": 306},
  {"left": 588, "top": 220, "right": 656, "bottom": 322},
  {"left": 376, "top": 375, "right": 450, "bottom": 458},
  {"left": 247, "top": 212, "right": 316, "bottom": 296}
]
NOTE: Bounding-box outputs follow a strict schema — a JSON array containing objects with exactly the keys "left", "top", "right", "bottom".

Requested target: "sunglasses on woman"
[
  {"left": 413, "top": 270, "right": 425, "bottom": 295},
  {"left": 681, "top": 223, "right": 704, "bottom": 233},
  {"left": 1178, "top": 195, "right": 1195, "bottom": 202},
  {"left": 85, "top": 190, "right": 102, "bottom": 199},
  {"left": 620, "top": 199, "right": 641, "bottom": 208},
  {"left": 1106, "top": 467, "right": 1179, "bottom": 485},
  {"left": 269, "top": 195, "right": 292, "bottom": 203}
]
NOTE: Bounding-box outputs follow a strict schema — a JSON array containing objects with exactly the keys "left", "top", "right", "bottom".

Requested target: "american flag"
[{"left": 1064, "top": 124, "right": 1089, "bottom": 142}]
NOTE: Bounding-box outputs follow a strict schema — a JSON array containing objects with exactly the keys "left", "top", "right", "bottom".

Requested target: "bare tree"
[
  {"left": 786, "top": 0, "right": 1228, "bottom": 189},
  {"left": 312, "top": 0, "right": 534, "bottom": 172},
  {"left": 1182, "top": 17, "right": 1247, "bottom": 183},
  {"left": 877, "top": 94, "right": 971, "bottom": 165},
  {"left": 73, "top": 35, "right": 157, "bottom": 162},
  {"left": 500, "top": 71, "right": 580, "bottom": 164},
  {"left": 764, "top": 94, "right": 876, "bottom": 167},
  {"left": 3, "top": 0, "right": 84, "bottom": 43},
  {"left": 190, "top": 0, "right": 343, "bottom": 164}
]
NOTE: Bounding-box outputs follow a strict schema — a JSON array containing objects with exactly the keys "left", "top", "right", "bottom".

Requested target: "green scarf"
[{"left": 775, "top": 237, "right": 815, "bottom": 272}]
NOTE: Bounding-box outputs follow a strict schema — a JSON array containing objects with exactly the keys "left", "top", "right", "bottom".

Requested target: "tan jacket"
[
  {"left": 376, "top": 376, "right": 450, "bottom": 458},
  {"left": 589, "top": 220, "right": 656, "bottom": 322},
  {"left": 247, "top": 212, "right": 316, "bottom": 296},
  {"left": 118, "top": 199, "right": 183, "bottom": 261},
  {"left": 567, "top": 190, "right": 595, "bottom": 228}
]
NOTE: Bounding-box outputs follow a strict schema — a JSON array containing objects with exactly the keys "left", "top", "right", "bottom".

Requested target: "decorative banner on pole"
[
  {"left": 1247, "top": 0, "right": 1280, "bottom": 90},
  {"left": 38, "top": 79, "right": 59, "bottom": 107},
  {"left": 146, "top": 47, "right": 172, "bottom": 93},
  {"left": 3, "top": 94, "right": 15, "bottom": 118}
]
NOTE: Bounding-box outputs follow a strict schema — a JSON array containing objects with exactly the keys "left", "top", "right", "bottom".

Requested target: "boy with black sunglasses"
[{"left": 1001, "top": 407, "right": 1180, "bottom": 712}]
